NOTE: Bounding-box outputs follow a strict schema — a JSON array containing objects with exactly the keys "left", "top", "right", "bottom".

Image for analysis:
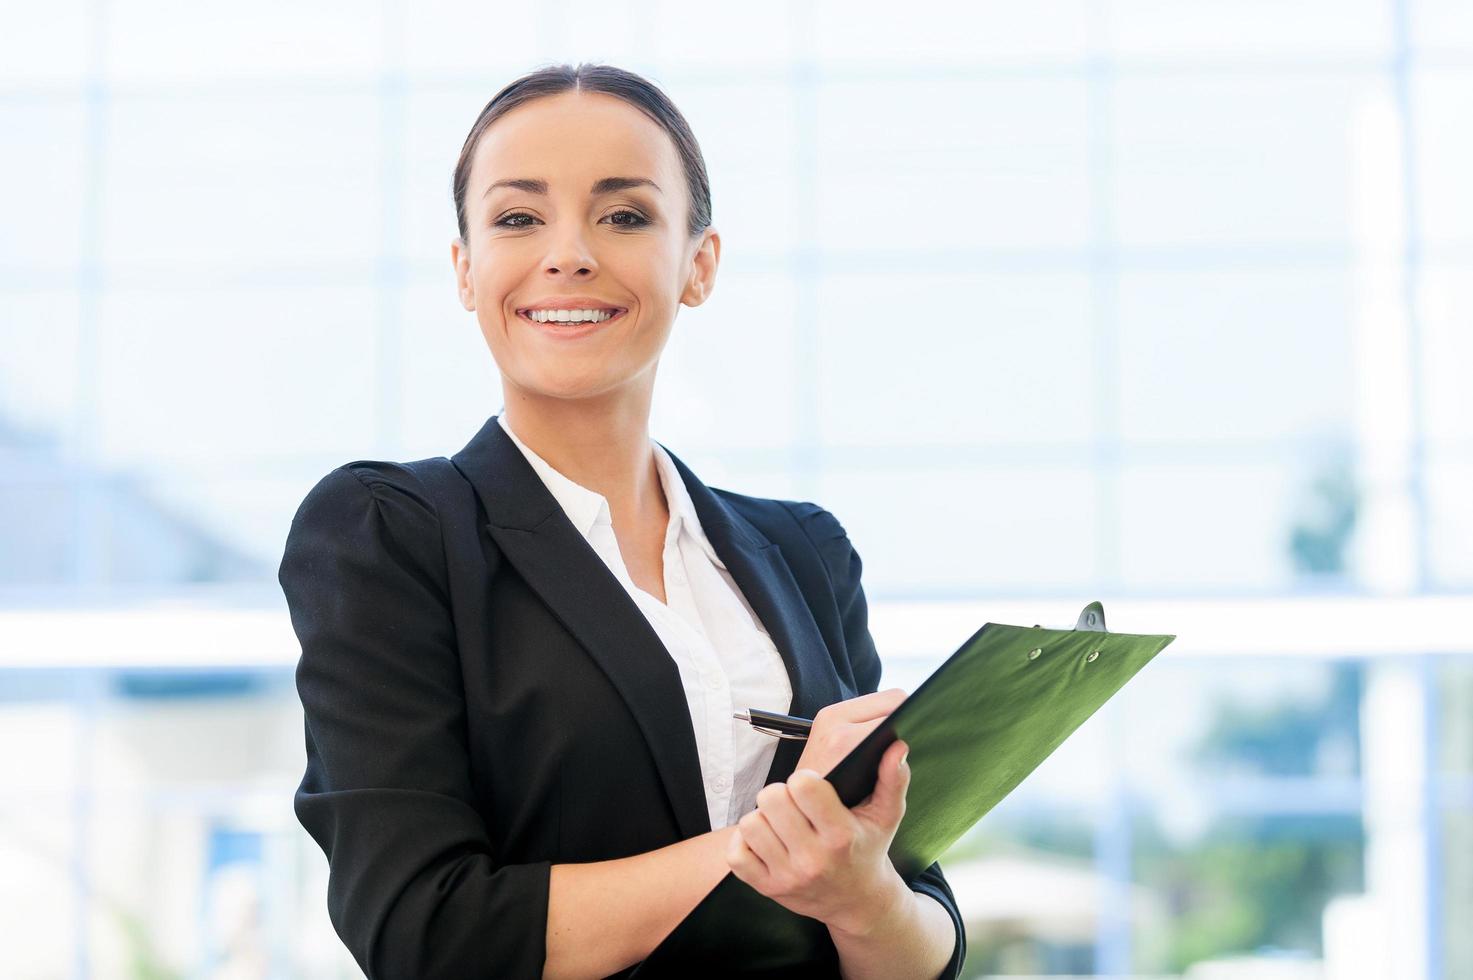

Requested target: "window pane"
[
  {"left": 403, "top": 2, "right": 540, "bottom": 75},
  {"left": 107, "top": 0, "right": 382, "bottom": 81},
  {"left": 650, "top": 267, "right": 801, "bottom": 453},
  {"left": 1109, "top": 0, "right": 1391, "bottom": 58},
  {"left": 114, "top": 474, "right": 305, "bottom": 582},
  {"left": 95, "top": 286, "right": 380, "bottom": 465},
  {"left": 816, "top": 463, "right": 1098, "bottom": 595},
  {"left": 1132, "top": 813, "right": 1365, "bottom": 972},
  {"left": 0, "top": 1, "right": 87, "bottom": 82},
  {"left": 1444, "top": 808, "right": 1473, "bottom": 980},
  {"left": 814, "top": 77, "right": 1094, "bottom": 252},
  {"left": 399, "top": 281, "right": 507, "bottom": 460},
  {"left": 1112, "top": 73, "right": 1386, "bottom": 247},
  {"left": 816, "top": 271, "right": 1095, "bottom": 449},
  {"left": 2, "top": 477, "right": 78, "bottom": 587},
  {"left": 652, "top": 0, "right": 796, "bottom": 68},
  {"left": 104, "top": 92, "right": 380, "bottom": 274},
  {"left": 0, "top": 97, "right": 87, "bottom": 272},
  {"left": 1122, "top": 659, "right": 1364, "bottom": 789},
  {"left": 1118, "top": 459, "right": 1315, "bottom": 591},
  {"left": 404, "top": 87, "right": 488, "bottom": 272},
  {"left": 1419, "top": 263, "right": 1473, "bottom": 449},
  {"left": 1413, "top": 0, "right": 1473, "bottom": 56},
  {"left": 1428, "top": 457, "right": 1473, "bottom": 588},
  {"left": 0, "top": 803, "right": 75, "bottom": 975},
  {"left": 1117, "top": 268, "right": 1355, "bottom": 445},
  {"left": 0, "top": 289, "right": 82, "bottom": 438},
  {"left": 940, "top": 802, "right": 1105, "bottom": 976},
  {"left": 1438, "top": 660, "right": 1473, "bottom": 776},
  {"left": 1414, "top": 68, "right": 1473, "bottom": 248},
  {"left": 678, "top": 80, "right": 801, "bottom": 259},
  {"left": 812, "top": 0, "right": 1096, "bottom": 66}
]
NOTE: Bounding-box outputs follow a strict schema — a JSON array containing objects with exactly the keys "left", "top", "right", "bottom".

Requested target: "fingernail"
[{"left": 900, "top": 749, "right": 909, "bottom": 769}]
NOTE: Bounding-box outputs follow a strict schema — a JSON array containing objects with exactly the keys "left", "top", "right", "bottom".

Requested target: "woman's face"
[{"left": 451, "top": 90, "right": 719, "bottom": 405}]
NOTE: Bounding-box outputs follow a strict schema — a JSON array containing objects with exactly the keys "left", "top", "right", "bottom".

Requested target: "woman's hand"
[
  {"left": 725, "top": 737, "right": 913, "bottom": 937},
  {"left": 793, "top": 688, "right": 908, "bottom": 777}
]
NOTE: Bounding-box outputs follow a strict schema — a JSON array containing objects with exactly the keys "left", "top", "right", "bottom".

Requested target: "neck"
[{"left": 499, "top": 385, "right": 665, "bottom": 529}]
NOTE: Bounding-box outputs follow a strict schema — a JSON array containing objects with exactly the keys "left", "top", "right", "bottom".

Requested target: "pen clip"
[{"left": 750, "top": 725, "right": 809, "bottom": 741}]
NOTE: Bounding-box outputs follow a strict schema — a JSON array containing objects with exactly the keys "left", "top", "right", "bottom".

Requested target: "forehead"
[{"left": 471, "top": 91, "right": 680, "bottom": 198}]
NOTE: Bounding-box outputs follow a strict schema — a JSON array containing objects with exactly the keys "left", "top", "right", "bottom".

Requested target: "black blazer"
[{"left": 280, "top": 414, "right": 966, "bottom": 980}]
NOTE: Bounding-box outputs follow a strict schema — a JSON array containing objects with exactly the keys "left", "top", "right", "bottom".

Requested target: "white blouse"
[{"left": 497, "top": 415, "right": 795, "bottom": 830}]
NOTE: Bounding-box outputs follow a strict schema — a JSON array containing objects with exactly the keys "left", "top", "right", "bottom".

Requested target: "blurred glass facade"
[{"left": 1, "top": 1, "right": 1470, "bottom": 977}]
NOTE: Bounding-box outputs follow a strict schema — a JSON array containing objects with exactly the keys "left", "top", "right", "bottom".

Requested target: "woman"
[{"left": 280, "top": 63, "right": 965, "bottom": 980}]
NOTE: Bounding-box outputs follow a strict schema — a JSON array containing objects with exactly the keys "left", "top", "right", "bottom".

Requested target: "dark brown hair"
[{"left": 452, "top": 62, "right": 712, "bottom": 243}]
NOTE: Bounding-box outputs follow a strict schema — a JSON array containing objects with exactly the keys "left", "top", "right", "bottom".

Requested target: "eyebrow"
[{"left": 482, "top": 176, "right": 662, "bottom": 200}]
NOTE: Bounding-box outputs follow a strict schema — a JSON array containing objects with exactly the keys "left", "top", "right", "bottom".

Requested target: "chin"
[{"left": 521, "top": 367, "right": 626, "bottom": 402}]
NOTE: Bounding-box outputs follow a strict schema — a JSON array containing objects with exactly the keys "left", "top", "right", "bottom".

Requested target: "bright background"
[{"left": 2, "top": 1, "right": 1471, "bottom": 978}]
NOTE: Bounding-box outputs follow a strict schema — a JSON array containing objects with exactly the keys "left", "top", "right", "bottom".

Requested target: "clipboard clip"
[
  {"left": 1074, "top": 601, "right": 1107, "bottom": 632},
  {"left": 1031, "top": 601, "right": 1109, "bottom": 633}
]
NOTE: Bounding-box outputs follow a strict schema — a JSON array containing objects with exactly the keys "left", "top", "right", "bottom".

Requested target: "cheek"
[{"left": 468, "top": 269, "right": 521, "bottom": 334}]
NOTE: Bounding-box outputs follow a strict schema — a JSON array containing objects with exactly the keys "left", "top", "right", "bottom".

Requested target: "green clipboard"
[{"left": 629, "top": 601, "right": 1176, "bottom": 976}]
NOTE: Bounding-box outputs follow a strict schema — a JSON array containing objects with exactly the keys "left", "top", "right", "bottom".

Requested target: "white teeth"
[{"left": 524, "top": 308, "right": 619, "bottom": 324}]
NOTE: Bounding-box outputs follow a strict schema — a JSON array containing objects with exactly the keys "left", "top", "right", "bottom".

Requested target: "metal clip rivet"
[
  {"left": 1028, "top": 648, "right": 1042, "bottom": 661},
  {"left": 1086, "top": 650, "right": 1100, "bottom": 663}
]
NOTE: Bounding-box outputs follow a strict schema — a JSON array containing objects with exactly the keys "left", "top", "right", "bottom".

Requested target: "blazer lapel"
[
  {"left": 451, "top": 415, "right": 711, "bottom": 839},
  {"left": 450, "top": 415, "right": 843, "bottom": 839},
  {"left": 656, "top": 443, "right": 845, "bottom": 787}
]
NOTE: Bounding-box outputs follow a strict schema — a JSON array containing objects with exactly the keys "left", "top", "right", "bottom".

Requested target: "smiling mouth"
[{"left": 516, "top": 309, "right": 628, "bottom": 327}]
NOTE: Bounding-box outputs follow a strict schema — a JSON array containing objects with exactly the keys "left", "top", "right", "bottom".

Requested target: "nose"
[{"left": 542, "top": 224, "right": 597, "bottom": 278}]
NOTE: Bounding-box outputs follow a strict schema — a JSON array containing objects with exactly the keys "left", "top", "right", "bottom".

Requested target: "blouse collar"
[{"left": 496, "top": 414, "right": 727, "bottom": 571}]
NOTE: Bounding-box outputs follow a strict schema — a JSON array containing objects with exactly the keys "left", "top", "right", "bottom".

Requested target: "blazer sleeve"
[
  {"left": 280, "top": 462, "right": 551, "bottom": 980},
  {"left": 786, "top": 501, "right": 968, "bottom": 980}
]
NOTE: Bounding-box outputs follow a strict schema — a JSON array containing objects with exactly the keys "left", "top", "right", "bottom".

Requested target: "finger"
[
  {"left": 857, "top": 740, "right": 910, "bottom": 825},
  {"left": 756, "top": 782, "right": 819, "bottom": 849},
  {"left": 785, "top": 769, "right": 851, "bottom": 841},
  {"left": 727, "top": 825, "right": 769, "bottom": 879},
  {"left": 735, "top": 810, "right": 787, "bottom": 870},
  {"left": 823, "top": 688, "right": 908, "bottom": 723}
]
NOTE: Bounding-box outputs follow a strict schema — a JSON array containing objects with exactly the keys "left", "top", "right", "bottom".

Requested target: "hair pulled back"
[{"left": 452, "top": 62, "right": 712, "bottom": 243}]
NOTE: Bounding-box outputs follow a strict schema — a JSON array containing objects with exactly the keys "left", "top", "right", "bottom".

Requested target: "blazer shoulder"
[
  {"left": 710, "top": 490, "right": 849, "bottom": 544},
  {"left": 708, "top": 490, "right": 855, "bottom": 587},
  {"left": 284, "top": 459, "right": 449, "bottom": 576},
  {"left": 292, "top": 458, "right": 442, "bottom": 521}
]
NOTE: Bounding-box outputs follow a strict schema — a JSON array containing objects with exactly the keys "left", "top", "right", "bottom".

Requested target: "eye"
[
  {"left": 604, "top": 209, "right": 650, "bottom": 228},
  {"left": 494, "top": 211, "right": 538, "bottom": 228}
]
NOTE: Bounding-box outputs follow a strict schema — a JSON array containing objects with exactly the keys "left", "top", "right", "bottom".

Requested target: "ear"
[
  {"left": 450, "top": 237, "right": 476, "bottom": 311},
  {"left": 680, "top": 227, "right": 720, "bottom": 308}
]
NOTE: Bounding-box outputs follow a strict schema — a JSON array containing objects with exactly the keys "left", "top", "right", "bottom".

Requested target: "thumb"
[{"left": 862, "top": 740, "right": 910, "bottom": 826}]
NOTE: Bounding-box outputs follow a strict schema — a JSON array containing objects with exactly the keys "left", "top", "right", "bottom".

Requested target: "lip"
[{"left": 515, "top": 297, "right": 628, "bottom": 314}]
